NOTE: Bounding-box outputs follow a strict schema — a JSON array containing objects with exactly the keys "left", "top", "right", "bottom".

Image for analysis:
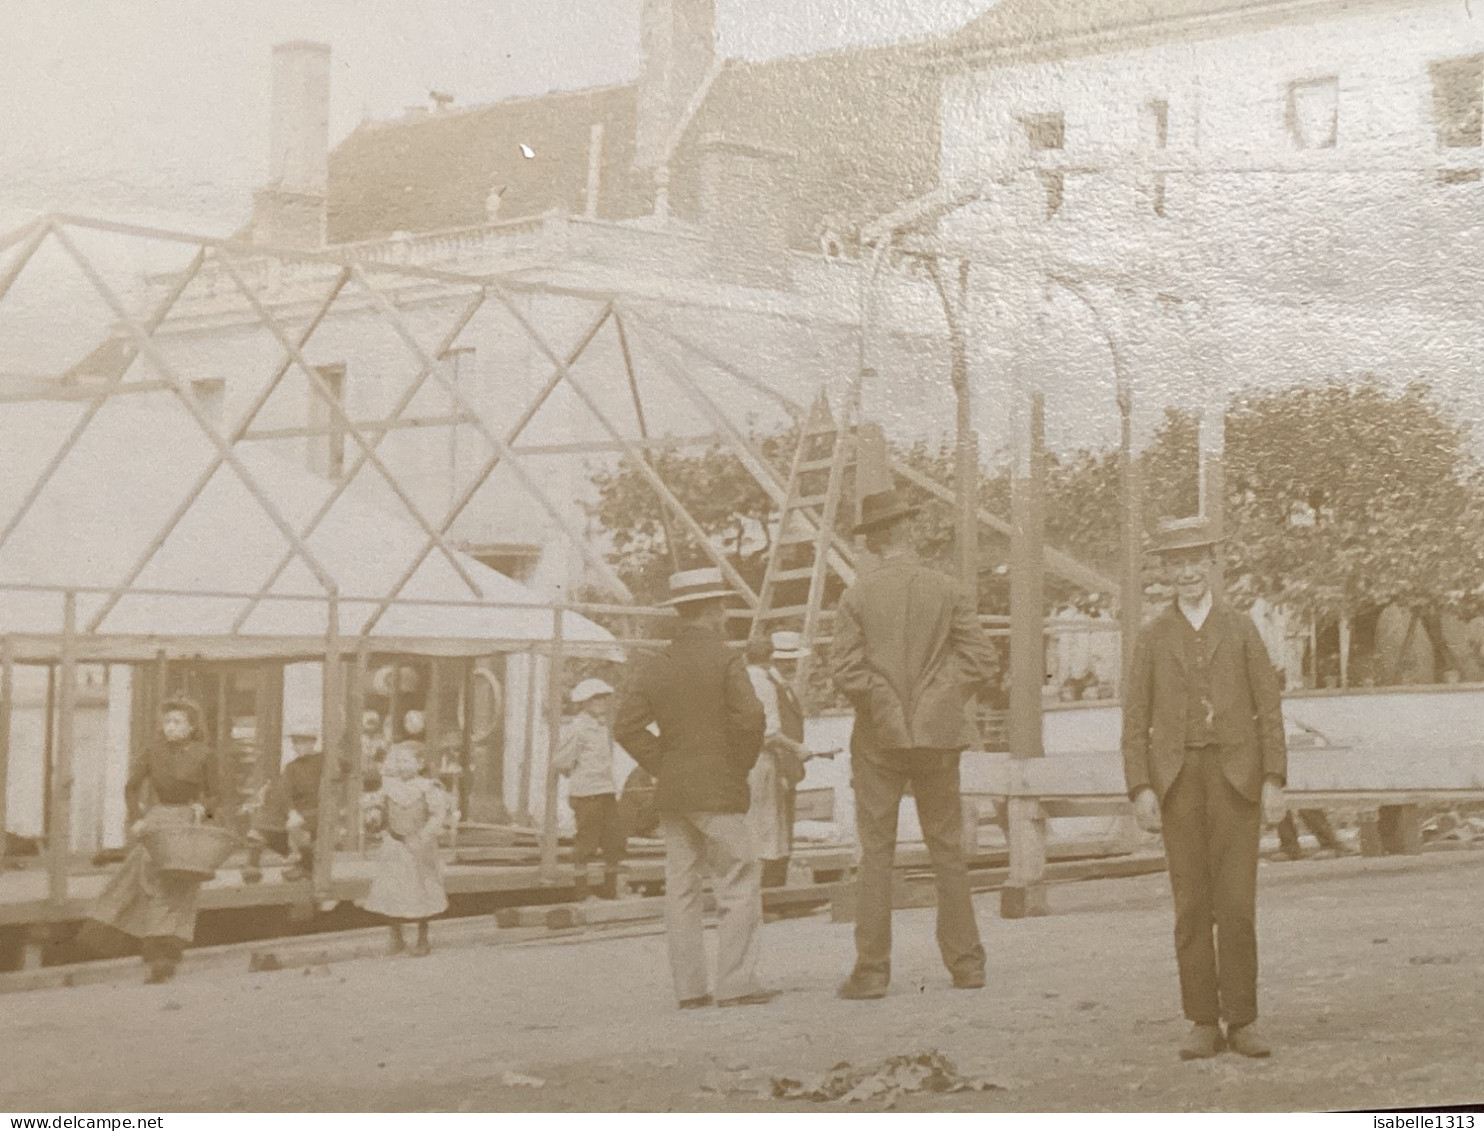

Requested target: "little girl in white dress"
[{"left": 359, "top": 743, "right": 449, "bottom": 955}]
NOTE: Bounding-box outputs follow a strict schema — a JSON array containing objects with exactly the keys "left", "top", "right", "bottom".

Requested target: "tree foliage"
[{"left": 583, "top": 378, "right": 1484, "bottom": 632}]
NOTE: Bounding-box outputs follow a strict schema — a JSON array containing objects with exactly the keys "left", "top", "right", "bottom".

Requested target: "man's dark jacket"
[
  {"left": 614, "top": 622, "right": 766, "bottom": 814},
  {"left": 1121, "top": 601, "right": 1288, "bottom": 805},
  {"left": 832, "top": 555, "right": 1000, "bottom": 753}
]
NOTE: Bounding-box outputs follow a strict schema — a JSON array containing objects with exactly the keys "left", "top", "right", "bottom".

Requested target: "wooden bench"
[{"left": 962, "top": 745, "right": 1484, "bottom": 918}]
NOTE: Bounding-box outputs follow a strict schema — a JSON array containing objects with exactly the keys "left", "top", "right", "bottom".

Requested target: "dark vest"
[
  {"left": 772, "top": 671, "right": 805, "bottom": 743},
  {"left": 1177, "top": 609, "right": 1219, "bottom": 747}
]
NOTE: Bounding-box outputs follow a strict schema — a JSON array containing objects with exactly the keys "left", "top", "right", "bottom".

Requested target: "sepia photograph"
[{"left": 1, "top": 0, "right": 1482, "bottom": 1116}]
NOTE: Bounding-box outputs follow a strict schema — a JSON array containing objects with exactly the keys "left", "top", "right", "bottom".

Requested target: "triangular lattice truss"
[{"left": 0, "top": 214, "right": 854, "bottom": 651}]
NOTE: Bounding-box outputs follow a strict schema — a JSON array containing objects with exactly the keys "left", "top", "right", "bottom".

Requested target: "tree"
[{"left": 1221, "top": 379, "right": 1484, "bottom": 674}]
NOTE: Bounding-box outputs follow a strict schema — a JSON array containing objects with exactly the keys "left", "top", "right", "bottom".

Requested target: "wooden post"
[
  {"left": 518, "top": 653, "right": 539, "bottom": 825},
  {"left": 1339, "top": 614, "right": 1351, "bottom": 688},
  {"left": 1198, "top": 399, "right": 1226, "bottom": 603},
  {"left": 49, "top": 592, "right": 78, "bottom": 911},
  {"left": 538, "top": 603, "right": 566, "bottom": 883},
  {"left": 351, "top": 639, "right": 369, "bottom": 852},
  {"left": 1004, "top": 391, "right": 1048, "bottom": 919},
  {"left": 313, "top": 589, "right": 342, "bottom": 902},
  {"left": 1118, "top": 383, "right": 1143, "bottom": 690},
  {"left": 585, "top": 123, "right": 605, "bottom": 219},
  {"left": 0, "top": 637, "right": 12, "bottom": 856}
]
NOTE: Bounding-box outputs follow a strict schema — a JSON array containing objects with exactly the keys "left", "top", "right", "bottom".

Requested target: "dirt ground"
[{"left": 2, "top": 848, "right": 1481, "bottom": 1114}]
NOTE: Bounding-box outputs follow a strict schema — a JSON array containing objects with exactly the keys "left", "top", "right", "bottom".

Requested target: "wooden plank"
[
  {"left": 539, "top": 607, "right": 564, "bottom": 882},
  {"left": 48, "top": 595, "right": 78, "bottom": 910},
  {"left": 0, "top": 638, "right": 11, "bottom": 857}
]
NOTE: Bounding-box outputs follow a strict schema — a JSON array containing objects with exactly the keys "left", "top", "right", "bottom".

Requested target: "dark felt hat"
[{"left": 853, "top": 488, "right": 920, "bottom": 535}]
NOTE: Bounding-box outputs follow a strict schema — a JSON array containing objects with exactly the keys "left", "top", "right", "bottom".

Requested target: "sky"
[{"left": 0, "top": 0, "right": 995, "bottom": 235}]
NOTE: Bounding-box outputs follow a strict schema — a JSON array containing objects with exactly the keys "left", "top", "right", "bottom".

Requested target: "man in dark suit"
[
  {"left": 614, "top": 567, "right": 772, "bottom": 1009},
  {"left": 1123, "top": 517, "right": 1288, "bottom": 1060},
  {"left": 832, "top": 487, "right": 1000, "bottom": 1000}
]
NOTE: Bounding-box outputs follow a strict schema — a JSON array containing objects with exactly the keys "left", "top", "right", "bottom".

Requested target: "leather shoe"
[
  {"left": 1226, "top": 1023, "right": 1272, "bottom": 1058},
  {"left": 716, "top": 989, "right": 780, "bottom": 1008},
  {"left": 678, "top": 995, "right": 714, "bottom": 1010},
  {"left": 952, "top": 970, "right": 986, "bottom": 990},
  {"left": 836, "top": 975, "right": 889, "bottom": 1000},
  {"left": 1178, "top": 1023, "right": 1225, "bottom": 1060}
]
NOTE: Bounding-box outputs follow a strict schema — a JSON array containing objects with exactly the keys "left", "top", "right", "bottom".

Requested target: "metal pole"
[
  {"left": 538, "top": 603, "right": 566, "bottom": 883},
  {"left": 50, "top": 592, "right": 78, "bottom": 910},
  {"left": 313, "top": 589, "right": 343, "bottom": 902},
  {"left": 1003, "top": 392, "right": 1048, "bottom": 921},
  {"left": 1119, "top": 384, "right": 1144, "bottom": 687},
  {"left": 1009, "top": 394, "right": 1047, "bottom": 764},
  {"left": 351, "top": 639, "right": 369, "bottom": 853},
  {"left": 517, "top": 653, "right": 539, "bottom": 825},
  {"left": 0, "top": 637, "right": 12, "bottom": 854}
]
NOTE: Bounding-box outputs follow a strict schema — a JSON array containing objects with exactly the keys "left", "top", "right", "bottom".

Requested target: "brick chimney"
[
  {"left": 698, "top": 134, "right": 796, "bottom": 287},
  {"left": 634, "top": 0, "right": 715, "bottom": 170},
  {"left": 252, "top": 41, "right": 331, "bottom": 249}
]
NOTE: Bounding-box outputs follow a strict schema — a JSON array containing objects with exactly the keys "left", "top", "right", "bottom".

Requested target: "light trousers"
[{"left": 660, "top": 811, "right": 763, "bottom": 1002}]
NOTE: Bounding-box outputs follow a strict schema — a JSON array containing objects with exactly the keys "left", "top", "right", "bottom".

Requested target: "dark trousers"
[
  {"left": 1161, "top": 746, "right": 1262, "bottom": 1027},
  {"left": 141, "top": 935, "right": 184, "bottom": 969},
  {"left": 1277, "top": 809, "right": 1340, "bottom": 854},
  {"left": 249, "top": 828, "right": 314, "bottom": 873},
  {"left": 571, "top": 793, "right": 625, "bottom": 873},
  {"left": 851, "top": 748, "right": 984, "bottom": 983}
]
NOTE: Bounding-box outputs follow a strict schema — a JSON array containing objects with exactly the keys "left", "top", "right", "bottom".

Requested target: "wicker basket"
[{"left": 140, "top": 824, "right": 241, "bottom": 880}]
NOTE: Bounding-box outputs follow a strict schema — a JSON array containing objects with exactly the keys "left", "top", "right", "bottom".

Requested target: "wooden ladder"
[{"left": 751, "top": 396, "right": 855, "bottom": 691}]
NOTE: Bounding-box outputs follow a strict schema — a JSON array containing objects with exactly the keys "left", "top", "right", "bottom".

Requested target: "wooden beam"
[
  {"left": 49, "top": 594, "right": 78, "bottom": 909},
  {"left": 890, "top": 458, "right": 1117, "bottom": 595},
  {"left": 352, "top": 296, "right": 633, "bottom": 634},
  {"left": 230, "top": 285, "right": 489, "bottom": 633},
  {"left": 0, "top": 637, "right": 12, "bottom": 854},
  {"left": 82, "top": 262, "right": 351, "bottom": 634},
  {"left": 0, "top": 248, "right": 207, "bottom": 559},
  {"left": 539, "top": 606, "right": 565, "bottom": 883},
  {"left": 0, "top": 379, "right": 175, "bottom": 406},
  {"left": 217, "top": 252, "right": 485, "bottom": 600},
  {"left": 350, "top": 640, "right": 369, "bottom": 852},
  {"left": 241, "top": 413, "right": 473, "bottom": 441},
  {"left": 624, "top": 310, "right": 805, "bottom": 419},
  {"left": 492, "top": 293, "right": 757, "bottom": 606},
  {"left": 349, "top": 273, "right": 633, "bottom": 629},
  {"left": 623, "top": 311, "right": 857, "bottom": 587},
  {"left": 313, "top": 591, "right": 343, "bottom": 901},
  {"left": 0, "top": 223, "right": 49, "bottom": 309}
]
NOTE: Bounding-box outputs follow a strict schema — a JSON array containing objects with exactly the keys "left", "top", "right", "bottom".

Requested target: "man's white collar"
[{"left": 1178, "top": 591, "right": 1213, "bottom": 630}]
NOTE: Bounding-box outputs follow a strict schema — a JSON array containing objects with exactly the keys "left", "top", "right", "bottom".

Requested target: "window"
[
  {"left": 1020, "top": 111, "right": 1065, "bottom": 218},
  {"left": 465, "top": 543, "right": 541, "bottom": 584},
  {"left": 1285, "top": 76, "right": 1339, "bottom": 149},
  {"left": 307, "top": 363, "right": 346, "bottom": 480},
  {"left": 1431, "top": 55, "right": 1483, "bottom": 148},
  {"left": 1431, "top": 55, "right": 1483, "bottom": 184}
]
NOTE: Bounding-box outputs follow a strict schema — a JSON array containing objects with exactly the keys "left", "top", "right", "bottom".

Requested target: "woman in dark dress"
[{"left": 82, "top": 696, "right": 219, "bottom": 983}]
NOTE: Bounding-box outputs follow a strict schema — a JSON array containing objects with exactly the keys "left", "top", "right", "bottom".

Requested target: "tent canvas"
[{"left": 0, "top": 391, "right": 617, "bottom": 657}]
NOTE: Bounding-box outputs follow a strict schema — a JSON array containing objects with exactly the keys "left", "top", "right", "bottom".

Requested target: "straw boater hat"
[
  {"left": 770, "top": 631, "right": 808, "bottom": 660},
  {"left": 569, "top": 678, "right": 615, "bottom": 704},
  {"left": 853, "top": 488, "right": 920, "bottom": 535},
  {"left": 1150, "top": 516, "right": 1221, "bottom": 556},
  {"left": 662, "top": 566, "right": 733, "bottom": 606}
]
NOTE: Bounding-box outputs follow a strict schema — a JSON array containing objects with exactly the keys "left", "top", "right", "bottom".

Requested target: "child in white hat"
[{"left": 554, "top": 677, "right": 626, "bottom": 900}]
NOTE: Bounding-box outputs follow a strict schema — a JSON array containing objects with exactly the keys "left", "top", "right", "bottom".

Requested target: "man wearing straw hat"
[
  {"left": 832, "top": 487, "right": 1000, "bottom": 1001},
  {"left": 614, "top": 567, "right": 773, "bottom": 1009},
  {"left": 1123, "top": 517, "right": 1288, "bottom": 1060},
  {"left": 744, "top": 630, "right": 817, "bottom": 889}
]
